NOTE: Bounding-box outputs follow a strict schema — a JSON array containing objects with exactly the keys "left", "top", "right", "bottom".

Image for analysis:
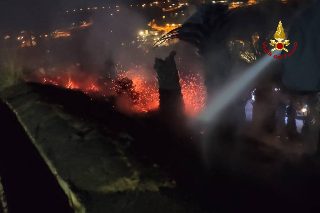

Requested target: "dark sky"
[{"left": 0, "top": 0, "right": 134, "bottom": 33}]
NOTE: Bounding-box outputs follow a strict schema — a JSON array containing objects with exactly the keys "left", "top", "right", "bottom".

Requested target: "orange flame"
[
  {"left": 38, "top": 68, "right": 206, "bottom": 116},
  {"left": 66, "top": 76, "right": 79, "bottom": 89}
]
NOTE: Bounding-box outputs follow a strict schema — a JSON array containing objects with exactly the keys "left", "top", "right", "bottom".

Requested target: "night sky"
[{"left": 0, "top": 0, "right": 135, "bottom": 33}]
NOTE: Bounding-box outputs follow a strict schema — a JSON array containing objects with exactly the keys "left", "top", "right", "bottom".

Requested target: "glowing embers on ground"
[
  {"left": 113, "top": 70, "right": 160, "bottom": 113},
  {"left": 42, "top": 74, "right": 98, "bottom": 93},
  {"left": 180, "top": 72, "right": 207, "bottom": 116},
  {"left": 43, "top": 77, "right": 58, "bottom": 86},
  {"left": 38, "top": 68, "right": 206, "bottom": 116},
  {"left": 85, "top": 84, "right": 99, "bottom": 92},
  {"left": 114, "top": 68, "right": 207, "bottom": 115}
]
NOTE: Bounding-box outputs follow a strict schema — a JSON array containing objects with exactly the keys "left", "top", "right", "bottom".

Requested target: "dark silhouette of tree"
[{"left": 154, "top": 2, "right": 297, "bottom": 137}]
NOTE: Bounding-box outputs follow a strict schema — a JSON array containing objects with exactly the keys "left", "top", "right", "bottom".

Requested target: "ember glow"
[
  {"left": 43, "top": 78, "right": 58, "bottom": 86},
  {"left": 86, "top": 84, "right": 99, "bottom": 93},
  {"left": 34, "top": 67, "right": 206, "bottom": 116},
  {"left": 180, "top": 72, "right": 207, "bottom": 116},
  {"left": 66, "top": 76, "right": 79, "bottom": 89},
  {"left": 113, "top": 70, "right": 160, "bottom": 113},
  {"left": 131, "top": 76, "right": 160, "bottom": 112}
]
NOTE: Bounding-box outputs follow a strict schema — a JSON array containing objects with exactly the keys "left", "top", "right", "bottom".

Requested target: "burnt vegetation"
[{"left": 1, "top": 1, "right": 320, "bottom": 213}]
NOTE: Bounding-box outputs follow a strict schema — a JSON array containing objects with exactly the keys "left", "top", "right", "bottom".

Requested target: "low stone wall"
[{"left": 0, "top": 83, "right": 199, "bottom": 213}]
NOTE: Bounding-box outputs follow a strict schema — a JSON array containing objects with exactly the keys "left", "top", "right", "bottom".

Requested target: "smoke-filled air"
[{"left": 1, "top": 1, "right": 320, "bottom": 213}]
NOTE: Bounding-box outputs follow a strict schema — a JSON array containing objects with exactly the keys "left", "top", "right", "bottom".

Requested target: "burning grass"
[{"left": 28, "top": 66, "right": 206, "bottom": 116}]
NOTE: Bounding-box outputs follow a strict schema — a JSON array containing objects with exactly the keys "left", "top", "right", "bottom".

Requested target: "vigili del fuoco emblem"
[{"left": 269, "top": 21, "right": 290, "bottom": 52}]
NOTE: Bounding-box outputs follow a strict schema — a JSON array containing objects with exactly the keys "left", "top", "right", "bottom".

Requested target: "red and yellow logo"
[
  {"left": 263, "top": 20, "right": 297, "bottom": 59},
  {"left": 269, "top": 21, "right": 290, "bottom": 52}
]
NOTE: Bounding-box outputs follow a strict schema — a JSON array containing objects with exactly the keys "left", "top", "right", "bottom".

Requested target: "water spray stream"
[
  {"left": 198, "top": 50, "right": 281, "bottom": 167},
  {"left": 198, "top": 50, "right": 281, "bottom": 123}
]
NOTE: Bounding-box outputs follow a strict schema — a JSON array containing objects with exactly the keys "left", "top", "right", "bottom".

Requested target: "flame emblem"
[{"left": 270, "top": 21, "right": 290, "bottom": 52}]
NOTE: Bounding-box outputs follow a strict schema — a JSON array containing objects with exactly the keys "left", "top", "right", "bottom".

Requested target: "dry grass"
[{"left": 0, "top": 62, "right": 23, "bottom": 91}]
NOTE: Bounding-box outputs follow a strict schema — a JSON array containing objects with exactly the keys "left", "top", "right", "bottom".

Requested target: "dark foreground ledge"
[{"left": 0, "top": 83, "right": 200, "bottom": 213}]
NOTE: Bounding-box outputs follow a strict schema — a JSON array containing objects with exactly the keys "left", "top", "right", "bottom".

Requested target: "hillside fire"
[{"left": 31, "top": 63, "right": 206, "bottom": 116}]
